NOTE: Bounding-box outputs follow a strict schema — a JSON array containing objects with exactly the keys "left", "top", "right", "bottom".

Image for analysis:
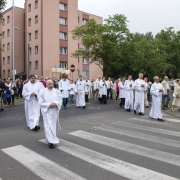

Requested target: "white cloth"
[
  {"left": 100, "top": 81, "right": 107, "bottom": 95},
  {"left": 38, "top": 88, "right": 62, "bottom": 144},
  {"left": 118, "top": 82, "right": 126, "bottom": 98},
  {"left": 22, "top": 81, "right": 43, "bottom": 129},
  {"left": 58, "top": 79, "right": 70, "bottom": 98},
  {"left": 106, "top": 81, "right": 113, "bottom": 89},
  {"left": 149, "top": 82, "right": 164, "bottom": 119},
  {"left": 76, "top": 80, "right": 87, "bottom": 107},
  {"left": 69, "top": 83, "right": 76, "bottom": 95},
  {"left": 134, "top": 79, "right": 147, "bottom": 113},
  {"left": 124, "top": 80, "right": 134, "bottom": 109}
]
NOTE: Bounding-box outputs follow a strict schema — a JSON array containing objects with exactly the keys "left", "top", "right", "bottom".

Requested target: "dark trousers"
[
  {"left": 18, "top": 88, "right": 23, "bottom": 98},
  {"left": 120, "top": 98, "right": 125, "bottom": 107},
  {"left": 63, "top": 98, "right": 68, "bottom": 107},
  {"left": 116, "top": 92, "right": 119, "bottom": 100},
  {"left": 100, "top": 95, "right": 107, "bottom": 104},
  {"left": 6, "top": 98, "right": 11, "bottom": 105},
  {"left": 11, "top": 95, "right": 15, "bottom": 105},
  {"left": 107, "top": 88, "right": 112, "bottom": 100},
  {"left": 69, "top": 94, "right": 74, "bottom": 103},
  {"left": 162, "top": 94, "right": 170, "bottom": 108},
  {"left": 85, "top": 94, "right": 88, "bottom": 102}
]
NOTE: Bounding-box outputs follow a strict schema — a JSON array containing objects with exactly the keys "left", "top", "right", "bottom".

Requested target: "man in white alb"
[
  {"left": 149, "top": 76, "right": 164, "bottom": 122},
  {"left": 22, "top": 74, "right": 43, "bottom": 131},
  {"left": 134, "top": 73, "right": 147, "bottom": 115},
  {"left": 124, "top": 75, "right": 134, "bottom": 112},
  {"left": 39, "top": 80, "right": 62, "bottom": 149}
]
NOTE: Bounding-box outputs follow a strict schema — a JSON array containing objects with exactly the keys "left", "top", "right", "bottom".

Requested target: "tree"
[
  {"left": 71, "top": 14, "right": 129, "bottom": 78},
  {"left": 0, "top": 0, "right": 6, "bottom": 19}
]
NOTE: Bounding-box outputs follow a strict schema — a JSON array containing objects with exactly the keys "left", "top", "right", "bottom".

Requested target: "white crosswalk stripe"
[
  {"left": 94, "top": 125, "right": 180, "bottom": 148},
  {"left": 40, "top": 139, "right": 178, "bottom": 180},
  {"left": 69, "top": 130, "right": 180, "bottom": 167},
  {"left": 112, "top": 121, "right": 180, "bottom": 137},
  {"left": 2, "top": 145, "right": 86, "bottom": 180}
]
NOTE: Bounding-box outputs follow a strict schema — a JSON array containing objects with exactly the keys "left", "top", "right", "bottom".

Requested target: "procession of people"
[{"left": 1, "top": 73, "right": 180, "bottom": 149}]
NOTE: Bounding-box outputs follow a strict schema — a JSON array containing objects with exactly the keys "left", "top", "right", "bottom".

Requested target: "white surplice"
[
  {"left": 100, "top": 81, "right": 107, "bottom": 96},
  {"left": 69, "top": 83, "right": 76, "bottom": 95},
  {"left": 124, "top": 80, "right": 134, "bottom": 109},
  {"left": 118, "top": 82, "right": 126, "bottom": 98},
  {"left": 149, "top": 82, "right": 164, "bottom": 119},
  {"left": 22, "top": 81, "right": 43, "bottom": 129},
  {"left": 58, "top": 79, "right": 70, "bottom": 98},
  {"left": 134, "top": 79, "right": 147, "bottom": 113},
  {"left": 76, "top": 80, "right": 87, "bottom": 107},
  {"left": 38, "top": 88, "right": 62, "bottom": 144}
]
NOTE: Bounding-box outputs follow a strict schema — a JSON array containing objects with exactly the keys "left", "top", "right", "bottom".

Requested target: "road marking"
[
  {"left": 2, "top": 145, "right": 86, "bottom": 180},
  {"left": 94, "top": 126, "right": 180, "bottom": 148},
  {"left": 143, "top": 116, "right": 180, "bottom": 123},
  {"left": 129, "top": 118, "right": 161, "bottom": 124},
  {"left": 40, "top": 139, "right": 178, "bottom": 180},
  {"left": 69, "top": 130, "right": 180, "bottom": 167},
  {"left": 112, "top": 122, "right": 180, "bottom": 137}
]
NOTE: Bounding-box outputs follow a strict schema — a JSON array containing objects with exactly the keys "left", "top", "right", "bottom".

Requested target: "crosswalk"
[{"left": 2, "top": 116, "right": 180, "bottom": 180}]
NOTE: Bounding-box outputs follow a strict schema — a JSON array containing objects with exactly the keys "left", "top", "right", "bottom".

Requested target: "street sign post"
[{"left": 70, "top": 64, "right": 75, "bottom": 80}]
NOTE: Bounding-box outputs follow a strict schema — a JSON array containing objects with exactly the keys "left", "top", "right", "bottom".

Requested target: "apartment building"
[{"left": 1, "top": 0, "right": 103, "bottom": 80}]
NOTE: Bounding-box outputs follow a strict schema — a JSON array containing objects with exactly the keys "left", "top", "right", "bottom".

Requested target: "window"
[
  {"left": 2, "top": 31, "right": 5, "bottom": 38},
  {"left": 78, "top": 17, "right": 79, "bottom": 23},
  {"left": 60, "top": 47, "right": 67, "bottom": 55},
  {"left": 2, "top": 44, "right": 5, "bottom": 52},
  {"left": 7, "top": 29, "right": 10, "bottom": 37},
  {"left": 3, "top": 70, "right": 5, "bottom": 77},
  {"left": 2, "top": 18, "right": 5, "bottom": 26},
  {"left": 35, "top": 61, "right": 38, "bottom": 69},
  {"left": 7, "top": 16, "right": 10, "bottom": 23},
  {"left": 28, "top": 18, "right": 31, "bottom": 26},
  {"left": 35, "top": 31, "right": 38, "bottom": 39},
  {"left": 35, "top": 0, "right": 38, "bottom": 8},
  {"left": 59, "top": 3, "right": 67, "bottom": 11},
  {"left": 8, "top": 70, "right": 10, "bottom": 77},
  {"left": 35, "top": 46, "right": 38, "bottom": 54},
  {"left": 59, "top": 17, "right": 67, "bottom": 25},
  {"left": 59, "top": 32, "right": 67, "bottom": 40},
  {"left": 3, "top": 57, "right": 5, "bottom": 65},
  {"left": 83, "top": 70, "right": 89, "bottom": 77},
  {"left": 29, "top": 47, "right": 31, "bottom": 55},
  {"left": 82, "top": 19, "right": 88, "bottom": 25},
  {"left": 28, "top": 4, "right": 31, "bottom": 12},
  {"left": 29, "top": 62, "right": 32, "bottom": 69},
  {"left": 7, "top": 56, "right": 10, "bottom": 64},
  {"left": 35, "top": 15, "right": 38, "bottom": 23},
  {"left": 28, "top": 33, "right": 31, "bottom": 41},
  {"left": 7, "top": 43, "right": 10, "bottom": 50},
  {"left": 59, "top": 62, "right": 67, "bottom": 69},
  {"left": 83, "top": 58, "right": 89, "bottom": 64}
]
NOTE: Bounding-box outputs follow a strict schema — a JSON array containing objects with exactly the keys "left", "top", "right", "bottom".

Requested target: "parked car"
[{"left": 167, "top": 81, "right": 176, "bottom": 90}]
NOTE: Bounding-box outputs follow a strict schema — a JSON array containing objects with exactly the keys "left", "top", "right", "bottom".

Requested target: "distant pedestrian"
[
  {"left": 171, "top": 79, "right": 180, "bottom": 112},
  {"left": 16, "top": 78, "right": 23, "bottom": 98},
  {"left": 161, "top": 76, "right": 170, "bottom": 109},
  {"left": 69, "top": 80, "right": 76, "bottom": 103},
  {"left": 5, "top": 79, "right": 12, "bottom": 106}
]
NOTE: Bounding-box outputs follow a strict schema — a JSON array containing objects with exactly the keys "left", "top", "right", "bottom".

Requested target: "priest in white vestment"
[
  {"left": 118, "top": 79, "right": 126, "bottom": 108},
  {"left": 124, "top": 75, "right": 134, "bottom": 112},
  {"left": 76, "top": 75, "right": 87, "bottom": 109},
  {"left": 99, "top": 77, "right": 107, "bottom": 104},
  {"left": 22, "top": 75, "right": 43, "bottom": 131},
  {"left": 149, "top": 76, "right": 164, "bottom": 122},
  {"left": 58, "top": 74, "right": 70, "bottom": 109},
  {"left": 39, "top": 80, "right": 62, "bottom": 149},
  {"left": 134, "top": 73, "right": 147, "bottom": 115},
  {"left": 85, "top": 78, "right": 90, "bottom": 102}
]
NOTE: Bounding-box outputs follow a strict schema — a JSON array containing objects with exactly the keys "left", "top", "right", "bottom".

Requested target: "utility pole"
[{"left": 12, "top": 0, "right": 15, "bottom": 81}]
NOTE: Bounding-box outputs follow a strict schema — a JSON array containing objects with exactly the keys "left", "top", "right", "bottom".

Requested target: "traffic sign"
[{"left": 70, "top": 64, "right": 75, "bottom": 72}]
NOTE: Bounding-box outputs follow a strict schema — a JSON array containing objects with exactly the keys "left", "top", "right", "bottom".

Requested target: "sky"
[{"left": 5, "top": 0, "right": 180, "bottom": 34}]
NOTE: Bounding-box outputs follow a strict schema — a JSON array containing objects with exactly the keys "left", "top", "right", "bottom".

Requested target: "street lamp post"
[
  {"left": 12, "top": 0, "right": 15, "bottom": 81},
  {"left": 15, "top": 27, "right": 30, "bottom": 78}
]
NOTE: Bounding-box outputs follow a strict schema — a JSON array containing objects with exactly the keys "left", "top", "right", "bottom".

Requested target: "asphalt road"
[{"left": 0, "top": 99, "right": 180, "bottom": 180}]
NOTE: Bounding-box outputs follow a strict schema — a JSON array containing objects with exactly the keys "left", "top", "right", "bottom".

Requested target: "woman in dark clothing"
[{"left": 5, "top": 80, "right": 12, "bottom": 106}]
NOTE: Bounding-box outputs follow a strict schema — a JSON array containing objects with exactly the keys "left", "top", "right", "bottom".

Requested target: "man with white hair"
[
  {"left": 134, "top": 73, "right": 147, "bottom": 115},
  {"left": 22, "top": 75, "right": 44, "bottom": 131},
  {"left": 149, "top": 76, "right": 164, "bottom": 122},
  {"left": 39, "top": 80, "right": 62, "bottom": 149}
]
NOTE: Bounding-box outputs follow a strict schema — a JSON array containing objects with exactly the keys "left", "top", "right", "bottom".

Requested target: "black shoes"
[
  {"left": 138, "top": 113, "right": 144, "bottom": 116},
  {"left": 158, "top": 118, "right": 164, "bottom": 122},
  {"left": 134, "top": 110, "right": 136, "bottom": 114},
  {"left": 32, "top": 126, "right": 40, "bottom": 131},
  {"left": 127, "top": 109, "right": 131, "bottom": 112},
  {"left": 48, "top": 143, "right": 54, "bottom": 149},
  {"left": 83, "top": 106, "right": 86, "bottom": 109}
]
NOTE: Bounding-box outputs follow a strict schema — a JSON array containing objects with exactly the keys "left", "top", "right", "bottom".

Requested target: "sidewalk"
[{"left": 163, "top": 108, "right": 180, "bottom": 119}]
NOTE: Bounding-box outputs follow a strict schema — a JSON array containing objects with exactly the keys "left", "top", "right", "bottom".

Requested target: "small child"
[{"left": 69, "top": 80, "right": 76, "bottom": 103}]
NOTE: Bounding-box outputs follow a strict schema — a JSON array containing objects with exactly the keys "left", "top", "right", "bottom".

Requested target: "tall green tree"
[{"left": 0, "top": 0, "right": 6, "bottom": 19}]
